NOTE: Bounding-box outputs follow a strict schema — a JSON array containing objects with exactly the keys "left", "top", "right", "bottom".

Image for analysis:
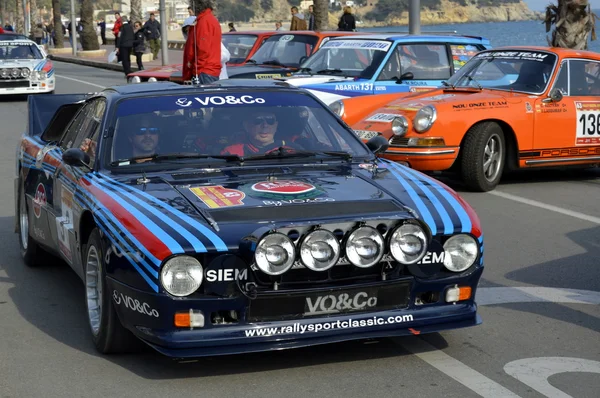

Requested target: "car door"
[{"left": 533, "top": 59, "right": 600, "bottom": 162}]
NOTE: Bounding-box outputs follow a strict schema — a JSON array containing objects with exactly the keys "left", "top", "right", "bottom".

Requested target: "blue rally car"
[
  {"left": 15, "top": 81, "right": 484, "bottom": 357},
  {"left": 282, "top": 33, "right": 492, "bottom": 105}
]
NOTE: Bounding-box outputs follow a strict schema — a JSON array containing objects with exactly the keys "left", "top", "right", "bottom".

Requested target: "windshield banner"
[
  {"left": 476, "top": 51, "right": 551, "bottom": 62},
  {"left": 0, "top": 41, "right": 36, "bottom": 46},
  {"left": 322, "top": 40, "right": 391, "bottom": 51},
  {"left": 116, "top": 92, "right": 320, "bottom": 117}
]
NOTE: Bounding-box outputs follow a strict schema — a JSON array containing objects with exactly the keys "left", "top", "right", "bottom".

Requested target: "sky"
[{"left": 525, "top": 0, "right": 599, "bottom": 12}]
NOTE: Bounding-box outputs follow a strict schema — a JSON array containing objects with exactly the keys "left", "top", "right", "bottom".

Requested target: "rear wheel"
[
  {"left": 17, "top": 183, "right": 42, "bottom": 266},
  {"left": 461, "top": 122, "right": 505, "bottom": 192},
  {"left": 84, "top": 228, "right": 138, "bottom": 354}
]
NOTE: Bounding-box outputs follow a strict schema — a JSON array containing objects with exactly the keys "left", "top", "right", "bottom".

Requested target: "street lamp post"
[
  {"left": 409, "top": 0, "right": 421, "bottom": 35},
  {"left": 22, "top": 0, "right": 29, "bottom": 35},
  {"left": 159, "top": 0, "right": 168, "bottom": 65},
  {"left": 70, "top": 0, "right": 77, "bottom": 55}
]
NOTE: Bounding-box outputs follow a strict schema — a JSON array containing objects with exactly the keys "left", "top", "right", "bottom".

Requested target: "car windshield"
[
  {"left": 300, "top": 39, "right": 392, "bottom": 78},
  {"left": 109, "top": 91, "right": 370, "bottom": 168},
  {"left": 0, "top": 41, "right": 43, "bottom": 59},
  {"left": 446, "top": 50, "right": 557, "bottom": 94},
  {"left": 222, "top": 34, "right": 258, "bottom": 64},
  {"left": 248, "top": 34, "right": 318, "bottom": 67}
]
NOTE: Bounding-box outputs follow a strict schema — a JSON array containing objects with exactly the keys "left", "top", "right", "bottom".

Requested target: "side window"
[
  {"left": 569, "top": 60, "right": 600, "bottom": 96},
  {"left": 377, "top": 46, "right": 401, "bottom": 81},
  {"left": 72, "top": 99, "right": 106, "bottom": 166},
  {"left": 553, "top": 61, "right": 569, "bottom": 95},
  {"left": 449, "top": 44, "right": 483, "bottom": 73},
  {"left": 398, "top": 44, "right": 451, "bottom": 80},
  {"left": 59, "top": 104, "right": 93, "bottom": 150}
]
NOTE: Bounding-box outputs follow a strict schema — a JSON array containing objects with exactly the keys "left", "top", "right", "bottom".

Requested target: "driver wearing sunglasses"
[
  {"left": 128, "top": 115, "right": 161, "bottom": 161},
  {"left": 221, "top": 111, "right": 291, "bottom": 156}
]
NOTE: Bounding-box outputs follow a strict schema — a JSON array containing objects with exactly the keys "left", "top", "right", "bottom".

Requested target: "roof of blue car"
[
  {"left": 104, "top": 79, "right": 294, "bottom": 95},
  {"left": 327, "top": 33, "right": 490, "bottom": 43}
]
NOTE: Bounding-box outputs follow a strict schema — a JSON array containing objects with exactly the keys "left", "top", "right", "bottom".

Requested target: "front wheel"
[
  {"left": 84, "top": 228, "right": 138, "bottom": 354},
  {"left": 460, "top": 122, "right": 505, "bottom": 192}
]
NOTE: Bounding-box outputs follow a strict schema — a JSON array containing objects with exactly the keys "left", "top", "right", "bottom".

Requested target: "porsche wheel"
[
  {"left": 17, "top": 183, "right": 42, "bottom": 266},
  {"left": 461, "top": 122, "right": 505, "bottom": 192},
  {"left": 84, "top": 228, "right": 138, "bottom": 354}
]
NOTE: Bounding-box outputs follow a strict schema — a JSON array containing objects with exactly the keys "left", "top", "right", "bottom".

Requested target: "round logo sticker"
[
  {"left": 247, "top": 180, "right": 325, "bottom": 200},
  {"left": 33, "top": 183, "right": 46, "bottom": 218}
]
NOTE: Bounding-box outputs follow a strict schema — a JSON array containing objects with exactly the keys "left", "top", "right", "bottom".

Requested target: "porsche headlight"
[
  {"left": 160, "top": 256, "right": 204, "bottom": 297},
  {"left": 392, "top": 116, "right": 409, "bottom": 136},
  {"left": 20, "top": 68, "right": 30, "bottom": 78},
  {"left": 129, "top": 75, "right": 141, "bottom": 83},
  {"left": 148, "top": 77, "right": 158, "bottom": 82},
  {"left": 329, "top": 100, "right": 345, "bottom": 117},
  {"left": 11, "top": 68, "right": 20, "bottom": 78},
  {"left": 389, "top": 223, "right": 427, "bottom": 264},
  {"left": 345, "top": 226, "right": 384, "bottom": 268},
  {"left": 443, "top": 235, "right": 479, "bottom": 272},
  {"left": 255, "top": 232, "right": 296, "bottom": 275},
  {"left": 300, "top": 230, "right": 340, "bottom": 271},
  {"left": 413, "top": 105, "right": 437, "bottom": 133}
]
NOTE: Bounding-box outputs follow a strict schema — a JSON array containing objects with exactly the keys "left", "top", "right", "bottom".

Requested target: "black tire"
[
  {"left": 83, "top": 228, "right": 139, "bottom": 354},
  {"left": 17, "top": 182, "right": 42, "bottom": 267},
  {"left": 460, "top": 122, "right": 506, "bottom": 192}
]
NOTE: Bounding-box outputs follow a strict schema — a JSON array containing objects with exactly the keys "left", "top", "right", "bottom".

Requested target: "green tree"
[
  {"left": 79, "top": 0, "right": 99, "bottom": 50},
  {"left": 544, "top": 0, "right": 597, "bottom": 50}
]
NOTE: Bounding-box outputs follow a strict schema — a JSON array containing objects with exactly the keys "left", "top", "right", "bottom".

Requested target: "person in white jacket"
[{"left": 220, "top": 42, "right": 230, "bottom": 80}]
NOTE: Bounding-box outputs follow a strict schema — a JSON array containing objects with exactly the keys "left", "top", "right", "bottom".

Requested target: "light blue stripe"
[
  {"left": 395, "top": 162, "right": 473, "bottom": 234},
  {"left": 75, "top": 186, "right": 162, "bottom": 267},
  {"left": 90, "top": 174, "right": 207, "bottom": 253},
  {"left": 98, "top": 174, "right": 228, "bottom": 251},
  {"left": 379, "top": 160, "right": 437, "bottom": 235},
  {"left": 387, "top": 161, "right": 453, "bottom": 235},
  {"left": 478, "top": 234, "right": 484, "bottom": 243}
]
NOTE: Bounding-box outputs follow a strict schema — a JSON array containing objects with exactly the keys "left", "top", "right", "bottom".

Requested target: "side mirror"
[
  {"left": 543, "top": 87, "right": 564, "bottom": 103},
  {"left": 63, "top": 148, "right": 91, "bottom": 169},
  {"left": 396, "top": 71, "right": 414, "bottom": 83},
  {"left": 366, "top": 135, "right": 389, "bottom": 155}
]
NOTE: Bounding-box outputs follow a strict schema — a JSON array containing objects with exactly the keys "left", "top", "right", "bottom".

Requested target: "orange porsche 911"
[{"left": 334, "top": 47, "right": 600, "bottom": 191}]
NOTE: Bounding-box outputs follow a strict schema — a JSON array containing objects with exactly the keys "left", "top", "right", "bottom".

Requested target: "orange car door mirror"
[{"left": 543, "top": 87, "right": 564, "bottom": 103}]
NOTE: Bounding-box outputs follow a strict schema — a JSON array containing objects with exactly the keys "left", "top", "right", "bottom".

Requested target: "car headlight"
[
  {"left": 392, "top": 116, "right": 409, "bottom": 136},
  {"left": 148, "top": 77, "right": 158, "bottom": 82},
  {"left": 413, "top": 105, "right": 437, "bottom": 133},
  {"left": 160, "top": 256, "right": 204, "bottom": 297},
  {"left": 20, "top": 68, "right": 30, "bottom": 78},
  {"left": 300, "top": 229, "right": 340, "bottom": 271},
  {"left": 255, "top": 232, "right": 296, "bottom": 275},
  {"left": 35, "top": 71, "right": 47, "bottom": 80},
  {"left": 0, "top": 69, "right": 8, "bottom": 78},
  {"left": 129, "top": 75, "right": 141, "bottom": 83},
  {"left": 11, "top": 68, "right": 20, "bottom": 78},
  {"left": 345, "top": 226, "right": 384, "bottom": 268},
  {"left": 329, "top": 100, "right": 345, "bottom": 117},
  {"left": 443, "top": 234, "right": 479, "bottom": 272},
  {"left": 389, "top": 223, "right": 428, "bottom": 264}
]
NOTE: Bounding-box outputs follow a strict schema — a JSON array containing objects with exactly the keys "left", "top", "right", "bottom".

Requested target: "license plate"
[{"left": 247, "top": 282, "right": 410, "bottom": 322}]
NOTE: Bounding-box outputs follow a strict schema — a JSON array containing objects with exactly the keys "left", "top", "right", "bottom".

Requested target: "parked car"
[
  {"left": 336, "top": 46, "right": 600, "bottom": 191},
  {"left": 0, "top": 39, "right": 55, "bottom": 95}
]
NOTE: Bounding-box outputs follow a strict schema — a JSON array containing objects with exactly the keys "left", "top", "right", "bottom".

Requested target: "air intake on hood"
[{"left": 209, "top": 200, "right": 405, "bottom": 222}]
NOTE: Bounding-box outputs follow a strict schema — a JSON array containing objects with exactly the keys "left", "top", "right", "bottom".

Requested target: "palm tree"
[
  {"left": 52, "top": 0, "right": 64, "bottom": 48},
  {"left": 30, "top": 0, "right": 38, "bottom": 25},
  {"left": 79, "top": 0, "right": 99, "bottom": 50},
  {"left": 544, "top": 0, "right": 597, "bottom": 50},
  {"left": 313, "top": 0, "right": 329, "bottom": 31},
  {"left": 130, "top": 0, "right": 143, "bottom": 25},
  {"left": 15, "top": 0, "right": 23, "bottom": 33}
]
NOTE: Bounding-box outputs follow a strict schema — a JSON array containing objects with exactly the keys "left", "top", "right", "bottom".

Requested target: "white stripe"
[
  {"left": 55, "top": 75, "right": 106, "bottom": 89},
  {"left": 489, "top": 191, "right": 600, "bottom": 225},
  {"left": 477, "top": 287, "right": 600, "bottom": 306},
  {"left": 399, "top": 338, "right": 522, "bottom": 398}
]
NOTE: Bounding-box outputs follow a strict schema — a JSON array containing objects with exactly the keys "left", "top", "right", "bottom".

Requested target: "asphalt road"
[{"left": 0, "top": 62, "right": 598, "bottom": 398}]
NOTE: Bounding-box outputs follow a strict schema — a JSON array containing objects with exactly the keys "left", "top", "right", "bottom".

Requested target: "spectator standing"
[
  {"left": 113, "top": 12, "right": 123, "bottom": 60},
  {"left": 117, "top": 16, "right": 134, "bottom": 79},
  {"left": 98, "top": 18, "right": 106, "bottom": 45},
  {"left": 275, "top": 21, "right": 283, "bottom": 31},
  {"left": 4, "top": 23, "right": 13, "bottom": 31},
  {"left": 182, "top": 0, "right": 222, "bottom": 84},
  {"left": 182, "top": 6, "right": 196, "bottom": 40},
  {"left": 143, "top": 13, "right": 161, "bottom": 60},
  {"left": 228, "top": 22, "right": 236, "bottom": 32},
  {"left": 307, "top": 5, "right": 315, "bottom": 30},
  {"left": 290, "top": 6, "right": 307, "bottom": 31},
  {"left": 0, "top": 26, "right": 4, "bottom": 34},
  {"left": 32, "top": 23, "right": 45, "bottom": 44},
  {"left": 337, "top": 6, "right": 356, "bottom": 32},
  {"left": 133, "top": 21, "right": 146, "bottom": 70}
]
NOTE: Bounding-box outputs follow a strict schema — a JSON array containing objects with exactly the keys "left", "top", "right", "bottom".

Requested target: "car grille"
[
  {"left": 0, "top": 80, "right": 29, "bottom": 88},
  {"left": 389, "top": 137, "right": 409, "bottom": 146}
]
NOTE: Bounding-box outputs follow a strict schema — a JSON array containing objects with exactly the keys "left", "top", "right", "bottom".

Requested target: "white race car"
[{"left": 0, "top": 39, "right": 55, "bottom": 95}]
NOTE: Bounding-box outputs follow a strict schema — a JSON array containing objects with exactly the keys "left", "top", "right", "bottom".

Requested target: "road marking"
[
  {"left": 400, "top": 338, "right": 522, "bottom": 397},
  {"left": 504, "top": 357, "right": 600, "bottom": 398},
  {"left": 477, "top": 287, "right": 600, "bottom": 306},
  {"left": 489, "top": 191, "right": 600, "bottom": 224},
  {"left": 55, "top": 75, "right": 106, "bottom": 89}
]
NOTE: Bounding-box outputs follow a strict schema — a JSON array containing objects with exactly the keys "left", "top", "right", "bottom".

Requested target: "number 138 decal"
[{"left": 575, "top": 101, "right": 600, "bottom": 145}]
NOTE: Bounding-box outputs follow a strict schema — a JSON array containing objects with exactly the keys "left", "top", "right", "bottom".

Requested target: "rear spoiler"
[{"left": 27, "top": 93, "right": 89, "bottom": 137}]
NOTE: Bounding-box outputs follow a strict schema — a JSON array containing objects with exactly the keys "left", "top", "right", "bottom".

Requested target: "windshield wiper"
[
  {"left": 441, "top": 80, "right": 454, "bottom": 89},
  {"left": 262, "top": 60, "right": 285, "bottom": 66},
  {"left": 110, "top": 153, "right": 241, "bottom": 166},
  {"left": 467, "top": 75, "right": 483, "bottom": 90},
  {"left": 243, "top": 147, "right": 353, "bottom": 162},
  {"left": 296, "top": 67, "right": 312, "bottom": 74},
  {"left": 245, "top": 59, "right": 257, "bottom": 64},
  {"left": 316, "top": 68, "right": 345, "bottom": 75}
]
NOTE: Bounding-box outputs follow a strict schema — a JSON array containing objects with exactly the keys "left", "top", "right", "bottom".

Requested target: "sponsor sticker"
[
  {"left": 175, "top": 95, "right": 266, "bottom": 107},
  {"left": 354, "top": 130, "right": 379, "bottom": 140},
  {"left": 421, "top": 94, "right": 455, "bottom": 102},
  {"left": 409, "top": 86, "right": 436, "bottom": 93},
  {"left": 477, "top": 51, "right": 549, "bottom": 62},
  {"left": 33, "top": 183, "right": 46, "bottom": 218},
  {"left": 262, "top": 197, "right": 335, "bottom": 206},
  {"left": 279, "top": 35, "right": 294, "bottom": 41},
  {"left": 525, "top": 102, "right": 533, "bottom": 113},
  {"left": 305, "top": 291, "right": 377, "bottom": 316},
  {"left": 575, "top": 101, "right": 600, "bottom": 145},
  {"left": 253, "top": 180, "right": 315, "bottom": 195},
  {"left": 365, "top": 113, "right": 398, "bottom": 122},
  {"left": 322, "top": 39, "right": 391, "bottom": 51},
  {"left": 256, "top": 73, "right": 282, "bottom": 79},
  {"left": 56, "top": 189, "right": 74, "bottom": 261},
  {"left": 190, "top": 185, "right": 245, "bottom": 208},
  {"left": 113, "top": 290, "right": 159, "bottom": 318},
  {"left": 358, "top": 163, "right": 387, "bottom": 171}
]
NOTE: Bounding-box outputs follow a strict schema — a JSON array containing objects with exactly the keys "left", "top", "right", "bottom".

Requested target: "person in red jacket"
[
  {"left": 182, "top": 0, "right": 222, "bottom": 84},
  {"left": 0, "top": 26, "right": 4, "bottom": 34}
]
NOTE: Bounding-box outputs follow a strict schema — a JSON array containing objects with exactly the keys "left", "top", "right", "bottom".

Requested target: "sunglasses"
[
  {"left": 251, "top": 116, "right": 277, "bottom": 126},
  {"left": 134, "top": 127, "right": 159, "bottom": 136}
]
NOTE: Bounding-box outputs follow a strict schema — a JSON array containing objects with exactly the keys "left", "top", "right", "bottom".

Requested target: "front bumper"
[
  {"left": 107, "top": 266, "right": 483, "bottom": 358},
  {"left": 0, "top": 78, "right": 55, "bottom": 95},
  {"left": 383, "top": 146, "right": 460, "bottom": 171}
]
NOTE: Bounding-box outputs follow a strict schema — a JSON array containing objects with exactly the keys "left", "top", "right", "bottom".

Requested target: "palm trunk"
[
  {"left": 79, "top": 0, "right": 99, "bottom": 50},
  {"left": 30, "top": 0, "right": 38, "bottom": 25},
  {"left": 0, "top": 1, "right": 5, "bottom": 27},
  {"left": 15, "top": 0, "right": 23, "bottom": 33},
  {"left": 130, "top": 0, "right": 142, "bottom": 24},
  {"left": 544, "top": 0, "right": 597, "bottom": 50},
  {"left": 313, "top": 0, "right": 329, "bottom": 31},
  {"left": 52, "top": 0, "right": 64, "bottom": 48}
]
